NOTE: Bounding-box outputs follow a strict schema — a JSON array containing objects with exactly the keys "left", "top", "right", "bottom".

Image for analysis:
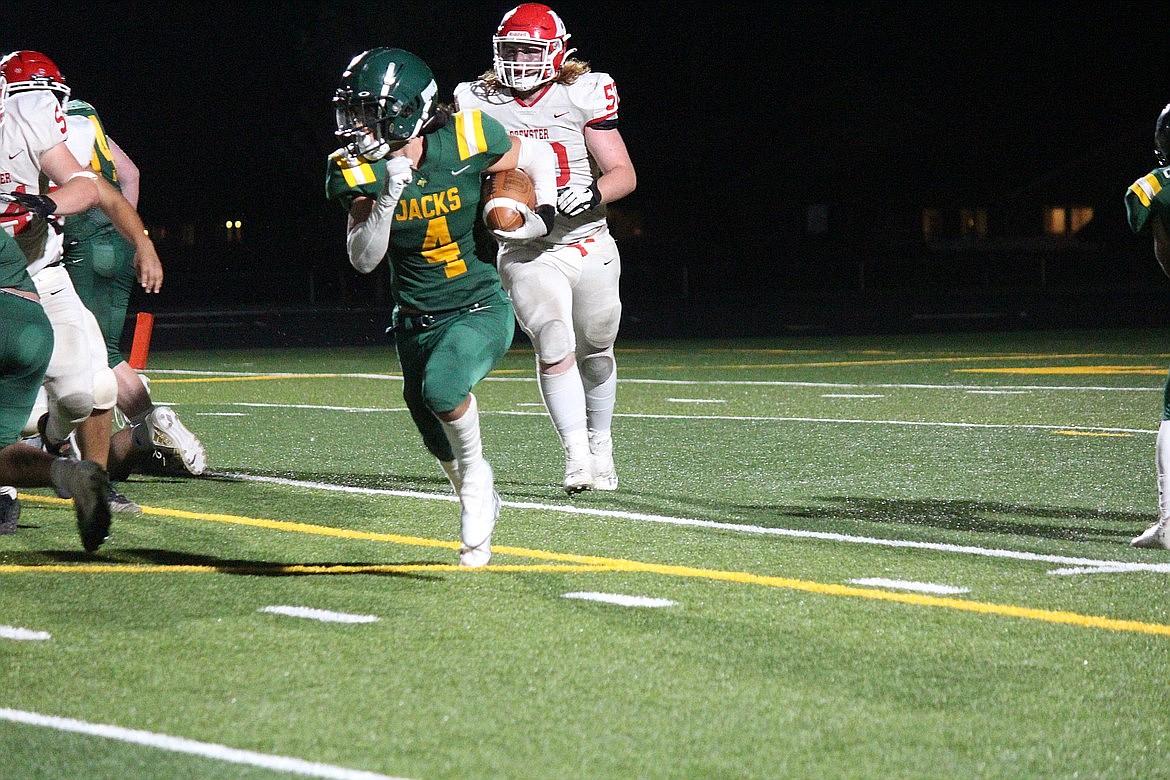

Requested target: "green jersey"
[
  {"left": 63, "top": 99, "right": 121, "bottom": 244},
  {"left": 0, "top": 229, "right": 34, "bottom": 291},
  {"left": 1125, "top": 166, "right": 1170, "bottom": 235},
  {"left": 326, "top": 109, "right": 511, "bottom": 312}
]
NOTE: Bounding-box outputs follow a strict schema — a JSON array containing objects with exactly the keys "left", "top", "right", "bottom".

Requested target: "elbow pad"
[{"left": 516, "top": 136, "right": 557, "bottom": 208}]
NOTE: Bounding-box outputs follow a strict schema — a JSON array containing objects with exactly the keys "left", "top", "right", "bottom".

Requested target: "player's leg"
[
  {"left": 0, "top": 290, "right": 111, "bottom": 550},
  {"left": 394, "top": 327, "right": 460, "bottom": 495},
  {"left": 572, "top": 232, "right": 622, "bottom": 490},
  {"left": 499, "top": 250, "right": 592, "bottom": 493},
  {"left": 30, "top": 266, "right": 97, "bottom": 452},
  {"left": 423, "top": 294, "right": 514, "bottom": 567},
  {"left": 1134, "top": 371, "right": 1170, "bottom": 548}
]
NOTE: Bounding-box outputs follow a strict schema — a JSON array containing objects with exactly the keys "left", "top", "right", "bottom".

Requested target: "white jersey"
[
  {"left": 454, "top": 71, "right": 620, "bottom": 247},
  {"left": 64, "top": 113, "right": 97, "bottom": 167},
  {"left": 0, "top": 90, "right": 69, "bottom": 273}
]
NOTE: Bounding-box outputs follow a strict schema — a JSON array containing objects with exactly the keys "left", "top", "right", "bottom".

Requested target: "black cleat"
[{"left": 0, "top": 492, "right": 19, "bottom": 535}]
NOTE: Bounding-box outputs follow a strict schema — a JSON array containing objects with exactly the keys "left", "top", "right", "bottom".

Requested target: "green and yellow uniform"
[
  {"left": 0, "top": 230, "right": 53, "bottom": 446},
  {"left": 1126, "top": 166, "right": 1170, "bottom": 420},
  {"left": 326, "top": 110, "right": 515, "bottom": 460},
  {"left": 62, "top": 99, "right": 137, "bottom": 368}
]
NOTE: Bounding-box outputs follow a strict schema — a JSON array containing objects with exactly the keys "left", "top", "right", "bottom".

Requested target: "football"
[{"left": 481, "top": 169, "right": 536, "bottom": 232}]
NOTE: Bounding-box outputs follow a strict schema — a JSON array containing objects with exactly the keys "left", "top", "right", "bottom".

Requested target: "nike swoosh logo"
[
  {"left": 554, "top": 112, "right": 568, "bottom": 118},
  {"left": 451, "top": 165, "right": 471, "bottom": 176},
  {"left": 48, "top": 289, "right": 62, "bottom": 295},
  {"left": 8, "top": 150, "right": 23, "bottom": 159}
]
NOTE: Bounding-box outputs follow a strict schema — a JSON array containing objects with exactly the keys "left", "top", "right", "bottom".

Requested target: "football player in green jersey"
[
  {"left": 327, "top": 48, "right": 556, "bottom": 567},
  {"left": 0, "top": 204, "right": 112, "bottom": 551},
  {"left": 1125, "top": 102, "right": 1170, "bottom": 549},
  {"left": 60, "top": 97, "right": 207, "bottom": 489}
]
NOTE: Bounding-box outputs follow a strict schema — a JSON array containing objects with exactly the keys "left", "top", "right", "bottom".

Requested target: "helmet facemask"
[{"left": 493, "top": 36, "right": 566, "bottom": 92}]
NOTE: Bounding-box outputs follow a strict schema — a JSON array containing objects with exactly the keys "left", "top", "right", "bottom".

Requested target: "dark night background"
[{"left": 5, "top": 2, "right": 1170, "bottom": 344}]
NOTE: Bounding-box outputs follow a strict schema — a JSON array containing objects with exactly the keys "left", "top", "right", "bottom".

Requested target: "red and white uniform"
[
  {"left": 454, "top": 73, "right": 622, "bottom": 358},
  {"left": 0, "top": 91, "right": 116, "bottom": 433},
  {"left": 456, "top": 72, "right": 618, "bottom": 247},
  {"left": 0, "top": 90, "right": 67, "bottom": 274}
]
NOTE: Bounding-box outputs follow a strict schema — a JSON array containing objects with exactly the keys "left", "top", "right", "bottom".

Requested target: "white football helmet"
[{"left": 492, "top": 3, "right": 576, "bottom": 92}]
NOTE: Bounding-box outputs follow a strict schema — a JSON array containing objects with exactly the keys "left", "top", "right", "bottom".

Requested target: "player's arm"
[
  {"left": 346, "top": 151, "right": 414, "bottom": 273},
  {"left": 584, "top": 125, "right": 636, "bottom": 204},
  {"left": 1154, "top": 216, "right": 1170, "bottom": 279},
  {"left": 90, "top": 177, "right": 162, "bottom": 293},
  {"left": 34, "top": 142, "right": 99, "bottom": 214},
  {"left": 485, "top": 136, "right": 556, "bottom": 238},
  {"left": 108, "top": 137, "right": 140, "bottom": 209}
]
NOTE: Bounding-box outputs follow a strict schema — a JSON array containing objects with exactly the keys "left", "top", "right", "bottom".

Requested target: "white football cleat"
[
  {"left": 563, "top": 459, "right": 593, "bottom": 494},
  {"left": 148, "top": 406, "right": 206, "bottom": 476},
  {"left": 1132, "top": 519, "right": 1170, "bottom": 549},
  {"left": 459, "top": 461, "right": 499, "bottom": 567},
  {"left": 589, "top": 430, "right": 617, "bottom": 491}
]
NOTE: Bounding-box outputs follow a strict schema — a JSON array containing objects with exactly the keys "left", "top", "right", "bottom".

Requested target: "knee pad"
[
  {"left": 581, "top": 302, "right": 622, "bottom": 350},
  {"left": 534, "top": 319, "right": 575, "bottom": 366},
  {"left": 92, "top": 366, "right": 117, "bottom": 411},
  {"left": 56, "top": 391, "right": 95, "bottom": 426},
  {"left": 579, "top": 348, "right": 615, "bottom": 385}
]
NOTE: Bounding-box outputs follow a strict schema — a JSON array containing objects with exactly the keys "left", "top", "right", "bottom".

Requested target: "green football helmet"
[{"left": 333, "top": 47, "right": 439, "bottom": 160}]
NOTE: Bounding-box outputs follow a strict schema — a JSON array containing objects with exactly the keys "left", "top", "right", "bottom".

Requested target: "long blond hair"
[{"left": 478, "top": 58, "right": 591, "bottom": 92}]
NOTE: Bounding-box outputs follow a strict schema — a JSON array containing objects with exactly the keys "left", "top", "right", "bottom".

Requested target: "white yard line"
[
  {"left": 145, "top": 368, "right": 1162, "bottom": 393},
  {"left": 260, "top": 605, "right": 380, "bottom": 624},
  {"left": 202, "top": 402, "right": 1157, "bottom": 435},
  {"left": 218, "top": 472, "right": 1168, "bottom": 573},
  {"left": 562, "top": 592, "right": 677, "bottom": 607},
  {"left": 0, "top": 708, "right": 408, "bottom": 780},
  {"left": 0, "top": 626, "right": 50, "bottom": 641},
  {"left": 848, "top": 578, "right": 970, "bottom": 594}
]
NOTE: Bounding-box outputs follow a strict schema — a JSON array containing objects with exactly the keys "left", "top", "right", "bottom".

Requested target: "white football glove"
[
  {"left": 556, "top": 182, "right": 601, "bottom": 217},
  {"left": 491, "top": 203, "right": 555, "bottom": 241},
  {"left": 377, "top": 155, "right": 414, "bottom": 207}
]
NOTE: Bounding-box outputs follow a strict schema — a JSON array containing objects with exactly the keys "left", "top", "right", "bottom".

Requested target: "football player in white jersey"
[
  {"left": 455, "top": 3, "right": 637, "bottom": 495},
  {"left": 0, "top": 51, "right": 162, "bottom": 517}
]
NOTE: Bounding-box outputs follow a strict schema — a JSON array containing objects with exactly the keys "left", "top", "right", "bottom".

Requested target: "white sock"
[
  {"left": 584, "top": 371, "right": 616, "bottom": 434},
  {"left": 439, "top": 394, "right": 484, "bottom": 472},
  {"left": 581, "top": 350, "right": 617, "bottom": 436},
  {"left": 1157, "top": 420, "right": 1170, "bottom": 520},
  {"left": 538, "top": 362, "right": 588, "bottom": 456},
  {"left": 439, "top": 459, "right": 462, "bottom": 494}
]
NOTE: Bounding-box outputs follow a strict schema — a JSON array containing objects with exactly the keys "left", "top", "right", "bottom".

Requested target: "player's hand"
[
  {"left": 134, "top": 241, "right": 164, "bottom": 293},
  {"left": 556, "top": 182, "right": 601, "bottom": 217},
  {"left": 377, "top": 155, "right": 414, "bottom": 207},
  {"left": 0, "top": 191, "right": 58, "bottom": 221},
  {"left": 492, "top": 203, "right": 556, "bottom": 241}
]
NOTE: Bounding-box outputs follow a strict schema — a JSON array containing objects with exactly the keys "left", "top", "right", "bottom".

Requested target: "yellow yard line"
[
  {"left": 956, "top": 366, "right": 1165, "bottom": 375},
  {"left": 14, "top": 495, "right": 1170, "bottom": 638},
  {"left": 1052, "top": 430, "right": 1134, "bottom": 438}
]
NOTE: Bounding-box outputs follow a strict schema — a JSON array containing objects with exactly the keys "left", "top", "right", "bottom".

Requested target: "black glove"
[
  {"left": 0, "top": 192, "right": 58, "bottom": 220},
  {"left": 556, "top": 181, "right": 602, "bottom": 217}
]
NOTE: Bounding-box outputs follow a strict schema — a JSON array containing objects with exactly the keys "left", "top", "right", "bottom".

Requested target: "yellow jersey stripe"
[
  {"left": 341, "top": 161, "right": 377, "bottom": 187},
  {"left": 1131, "top": 173, "right": 1162, "bottom": 208},
  {"left": 455, "top": 110, "right": 487, "bottom": 161}
]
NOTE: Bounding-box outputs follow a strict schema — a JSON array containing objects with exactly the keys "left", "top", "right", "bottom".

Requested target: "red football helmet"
[
  {"left": 0, "top": 50, "right": 71, "bottom": 104},
  {"left": 493, "top": 4, "right": 576, "bottom": 92}
]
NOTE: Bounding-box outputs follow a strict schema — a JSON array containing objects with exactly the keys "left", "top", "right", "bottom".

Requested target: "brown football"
[{"left": 481, "top": 169, "right": 536, "bottom": 232}]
